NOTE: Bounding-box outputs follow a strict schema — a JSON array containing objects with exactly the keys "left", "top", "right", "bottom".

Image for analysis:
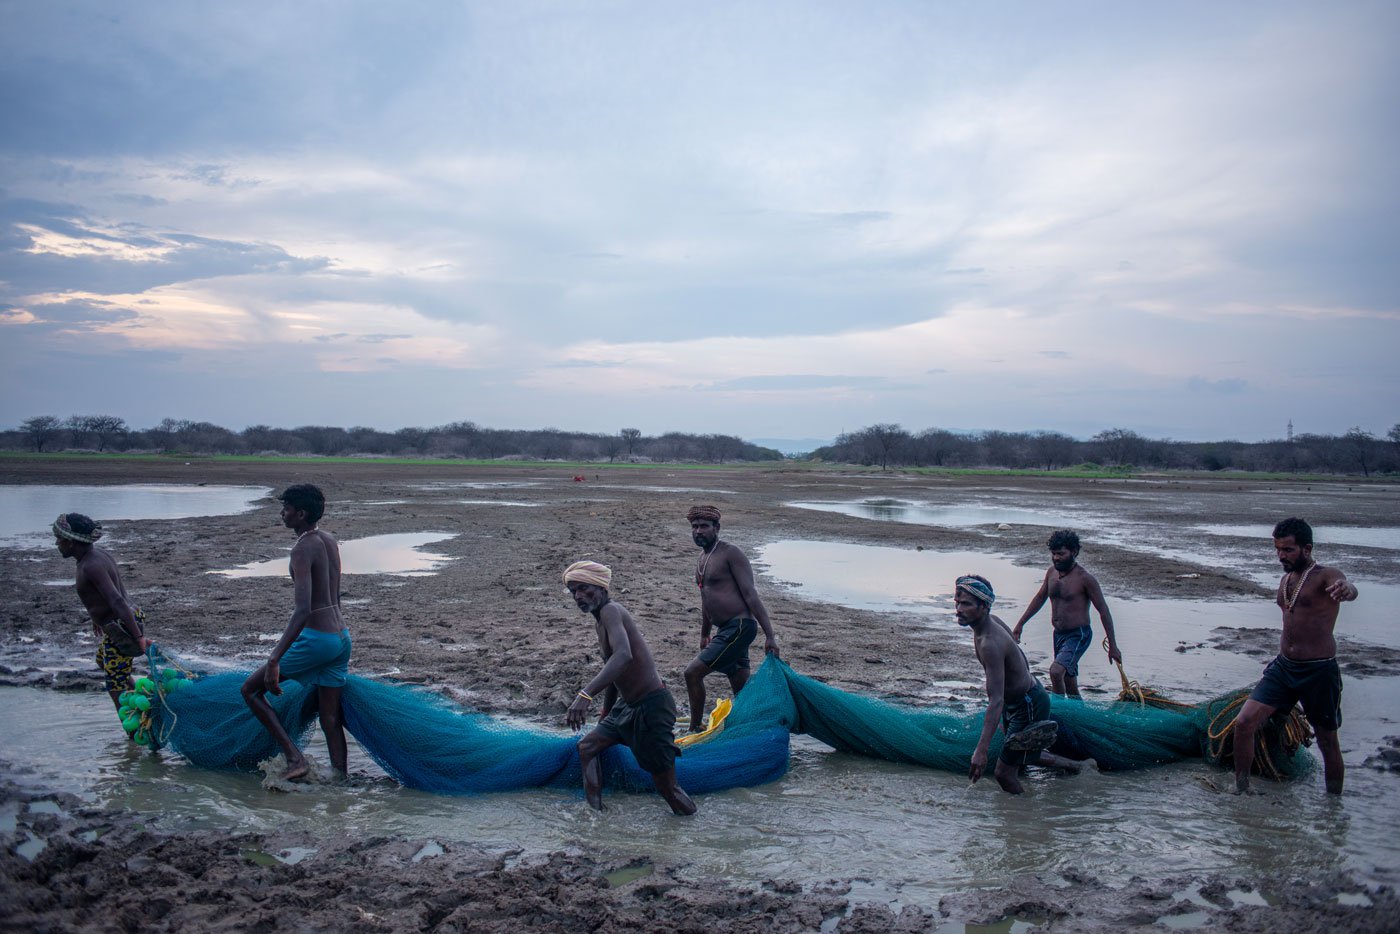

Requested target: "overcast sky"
[{"left": 2, "top": 1, "right": 1396, "bottom": 443}]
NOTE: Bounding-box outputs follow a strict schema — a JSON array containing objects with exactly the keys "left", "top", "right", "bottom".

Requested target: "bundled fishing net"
[{"left": 142, "top": 648, "right": 1311, "bottom": 795}]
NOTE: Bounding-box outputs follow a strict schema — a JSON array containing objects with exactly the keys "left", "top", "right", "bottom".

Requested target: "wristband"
[{"left": 577, "top": 690, "right": 593, "bottom": 702}]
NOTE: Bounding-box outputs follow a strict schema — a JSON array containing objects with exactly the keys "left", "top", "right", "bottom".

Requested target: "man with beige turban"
[
  {"left": 684, "top": 505, "right": 779, "bottom": 733},
  {"left": 563, "top": 560, "right": 696, "bottom": 815}
]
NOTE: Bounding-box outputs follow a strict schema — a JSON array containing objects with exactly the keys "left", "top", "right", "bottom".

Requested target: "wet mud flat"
[{"left": 2, "top": 458, "right": 1398, "bottom": 931}]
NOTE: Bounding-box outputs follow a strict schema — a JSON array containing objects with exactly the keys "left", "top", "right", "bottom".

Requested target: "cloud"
[
  {"left": 1188, "top": 376, "right": 1247, "bottom": 394},
  {"left": 706, "top": 374, "right": 904, "bottom": 392}
]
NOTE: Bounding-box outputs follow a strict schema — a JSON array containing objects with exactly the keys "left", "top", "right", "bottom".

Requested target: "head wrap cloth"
[
  {"left": 563, "top": 560, "right": 612, "bottom": 590},
  {"left": 53, "top": 514, "right": 103, "bottom": 544},
  {"left": 687, "top": 505, "right": 721, "bottom": 523},
  {"left": 955, "top": 575, "right": 995, "bottom": 607}
]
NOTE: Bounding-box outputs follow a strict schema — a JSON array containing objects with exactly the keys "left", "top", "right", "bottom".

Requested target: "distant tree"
[
  {"left": 911, "top": 428, "right": 964, "bottom": 467},
  {"left": 63, "top": 414, "right": 126, "bottom": 451},
  {"left": 620, "top": 428, "right": 642, "bottom": 460},
  {"left": 1341, "top": 427, "right": 1376, "bottom": 477},
  {"left": 601, "top": 434, "right": 623, "bottom": 462},
  {"left": 20, "top": 415, "right": 63, "bottom": 452},
  {"left": 1092, "top": 428, "right": 1146, "bottom": 466},
  {"left": 861, "top": 423, "right": 909, "bottom": 470},
  {"left": 1027, "top": 431, "right": 1076, "bottom": 470}
]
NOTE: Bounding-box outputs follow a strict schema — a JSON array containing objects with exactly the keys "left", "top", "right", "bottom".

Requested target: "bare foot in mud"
[
  {"left": 663, "top": 789, "right": 697, "bottom": 816},
  {"left": 284, "top": 758, "right": 311, "bottom": 782},
  {"left": 585, "top": 790, "right": 606, "bottom": 811}
]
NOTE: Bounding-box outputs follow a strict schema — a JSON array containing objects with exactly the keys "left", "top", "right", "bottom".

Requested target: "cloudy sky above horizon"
[{"left": 2, "top": 1, "right": 1396, "bottom": 444}]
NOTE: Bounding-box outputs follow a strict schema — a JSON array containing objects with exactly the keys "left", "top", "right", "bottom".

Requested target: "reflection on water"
[
  {"left": 5, "top": 685, "right": 1398, "bottom": 907},
  {"left": 0, "top": 484, "right": 270, "bottom": 549},
  {"left": 787, "top": 499, "right": 1074, "bottom": 529},
  {"left": 1197, "top": 524, "right": 1400, "bottom": 551},
  {"left": 759, "top": 540, "right": 1044, "bottom": 618},
  {"left": 759, "top": 540, "right": 1400, "bottom": 703},
  {"left": 214, "top": 532, "right": 457, "bottom": 577}
]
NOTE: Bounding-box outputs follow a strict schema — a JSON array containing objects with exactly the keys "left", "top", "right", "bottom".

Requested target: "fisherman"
[
  {"left": 960, "top": 574, "right": 1093, "bottom": 794},
  {"left": 564, "top": 560, "right": 696, "bottom": 815},
  {"left": 54, "top": 513, "right": 152, "bottom": 714},
  {"left": 684, "top": 505, "right": 779, "bottom": 732},
  {"left": 1012, "top": 530, "right": 1123, "bottom": 697},
  {"left": 239, "top": 484, "right": 351, "bottom": 781},
  {"left": 1232, "top": 518, "right": 1357, "bottom": 795}
]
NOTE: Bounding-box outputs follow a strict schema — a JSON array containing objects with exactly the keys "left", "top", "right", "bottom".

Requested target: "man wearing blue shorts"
[
  {"left": 240, "top": 484, "right": 351, "bottom": 781},
  {"left": 1012, "top": 530, "right": 1123, "bottom": 697}
]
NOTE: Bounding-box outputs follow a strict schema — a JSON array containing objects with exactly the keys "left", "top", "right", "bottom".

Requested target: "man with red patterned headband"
[
  {"left": 53, "top": 512, "right": 152, "bottom": 714},
  {"left": 684, "top": 505, "right": 779, "bottom": 733}
]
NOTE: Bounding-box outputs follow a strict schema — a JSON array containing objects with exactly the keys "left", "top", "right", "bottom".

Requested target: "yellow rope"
[
  {"left": 1109, "top": 640, "right": 1193, "bottom": 711},
  {"left": 1203, "top": 692, "right": 1313, "bottom": 782},
  {"left": 1105, "top": 638, "right": 1310, "bottom": 782}
]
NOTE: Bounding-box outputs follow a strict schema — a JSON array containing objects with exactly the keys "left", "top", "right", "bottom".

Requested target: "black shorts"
[
  {"left": 1249, "top": 655, "right": 1342, "bottom": 732},
  {"left": 596, "top": 688, "right": 681, "bottom": 774},
  {"left": 697, "top": 617, "right": 757, "bottom": 676},
  {"left": 1000, "top": 681, "right": 1052, "bottom": 767}
]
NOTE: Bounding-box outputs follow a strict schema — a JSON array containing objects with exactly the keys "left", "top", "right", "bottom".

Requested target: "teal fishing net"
[{"left": 141, "top": 648, "right": 1311, "bottom": 795}]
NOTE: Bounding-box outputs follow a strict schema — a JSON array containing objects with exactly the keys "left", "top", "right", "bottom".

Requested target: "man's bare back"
[{"left": 291, "top": 529, "right": 344, "bottom": 634}]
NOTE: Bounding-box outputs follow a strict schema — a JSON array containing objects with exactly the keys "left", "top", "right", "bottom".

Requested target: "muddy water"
[
  {"left": 0, "top": 483, "right": 270, "bottom": 549},
  {"left": 8, "top": 525, "right": 1400, "bottom": 910},
  {"left": 4, "top": 682, "right": 1397, "bottom": 910}
]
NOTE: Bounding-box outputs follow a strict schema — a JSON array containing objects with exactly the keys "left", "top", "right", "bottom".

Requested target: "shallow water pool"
[
  {"left": 0, "top": 484, "right": 270, "bottom": 549},
  {"left": 213, "top": 532, "right": 457, "bottom": 578}
]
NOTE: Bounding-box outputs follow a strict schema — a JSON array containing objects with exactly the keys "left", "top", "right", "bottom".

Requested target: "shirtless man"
[
  {"left": 53, "top": 513, "right": 153, "bottom": 713},
  {"left": 684, "top": 505, "right": 779, "bottom": 732},
  {"left": 564, "top": 560, "right": 696, "bottom": 815},
  {"left": 240, "top": 484, "right": 351, "bottom": 781},
  {"left": 1012, "top": 530, "right": 1122, "bottom": 697},
  {"left": 959, "top": 575, "right": 1091, "bottom": 794},
  {"left": 1232, "top": 517, "right": 1357, "bottom": 795}
]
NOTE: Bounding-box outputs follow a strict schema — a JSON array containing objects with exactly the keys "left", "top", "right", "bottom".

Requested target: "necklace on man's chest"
[
  {"left": 1286, "top": 561, "right": 1315, "bottom": 610},
  {"left": 697, "top": 546, "right": 715, "bottom": 589}
]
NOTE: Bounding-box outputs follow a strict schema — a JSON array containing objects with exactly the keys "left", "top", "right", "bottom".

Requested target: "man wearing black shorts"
[
  {"left": 684, "top": 506, "right": 779, "bottom": 732},
  {"left": 564, "top": 560, "right": 696, "bottom": 815},
  {"left": 959, "top": 574, "right": 1092, "bottom": 794},
  {"left": 1232, "top": 518, "right": 1358, "bottom": 795}
]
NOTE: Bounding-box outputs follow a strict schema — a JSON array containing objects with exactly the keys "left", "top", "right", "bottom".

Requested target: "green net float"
[
  {"left": 118, "top": 691, "right": 135, "bottom": 706},
  {"left": 134, "top": 677, "right": 155, "bottom": 694},
  {"left": 133, "top": 730, "right": 151, "bottom": 746},
  {"left": 121, "top": 715, "right": 140, "bottom": 733},
  {"left": 131, "top": 695, "right": 151, "bottom": 711},
  {"left": 162, "top": 667, "right": 179, "bottom": 681},
  {"left": 176, "top": 678, "right": 194, "bottom": 691}
]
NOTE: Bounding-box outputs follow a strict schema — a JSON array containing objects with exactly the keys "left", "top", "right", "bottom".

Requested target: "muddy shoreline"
[{"left": 3, "top": 458, "right": 1397, "bottom": 930}]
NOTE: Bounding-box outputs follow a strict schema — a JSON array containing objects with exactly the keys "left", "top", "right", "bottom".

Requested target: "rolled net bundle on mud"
[{"left": 142, "top": 647, "right": 1311, "bottom": 794}]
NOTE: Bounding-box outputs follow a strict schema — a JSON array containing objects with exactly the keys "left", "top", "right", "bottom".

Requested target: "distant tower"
[{"left": 1287, "top": 419, "right": 1294, "bottom": 443}]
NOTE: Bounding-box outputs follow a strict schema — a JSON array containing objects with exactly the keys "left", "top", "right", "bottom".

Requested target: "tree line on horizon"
[
  {"left": 5, "top": 414, "right": 1398, "bottom": 475},
  {"left": 812, "top": 423, "right": 1400, "bottom": 476},
  {"left": 3, "top": 415, "right": 783, "bottom": 464}
]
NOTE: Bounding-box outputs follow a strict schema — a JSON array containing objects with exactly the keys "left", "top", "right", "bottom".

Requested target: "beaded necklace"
[
  {"left": 1285, "top": 560, "right": 1315, "bottom": 611},
  {"left": 697, "top": 543, "right": 717, "bottom": 589}
]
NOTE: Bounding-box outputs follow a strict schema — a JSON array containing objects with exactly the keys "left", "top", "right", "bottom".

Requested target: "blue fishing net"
[{"left": 142, "top": 648, "right": 1310, "bottom": 795}]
